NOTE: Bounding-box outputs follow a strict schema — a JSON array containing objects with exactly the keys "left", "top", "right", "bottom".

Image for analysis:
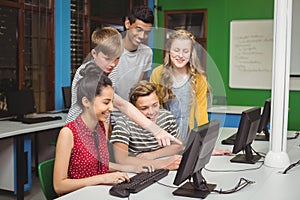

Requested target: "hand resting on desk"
[{"left": 212, "top": 148, "right": 233, "bottom": 156}]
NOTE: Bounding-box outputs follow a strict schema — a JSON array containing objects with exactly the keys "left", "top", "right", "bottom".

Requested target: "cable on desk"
[
  {"left": 204, "top": 161, "right": 264, "bottom": 173},
  {"left": 282, "top": 160, "right": 300, "bottom": 174},
  {"left": 212, "top": 178, "right": 255, "bottom": 194},
  {"left": 250, "top": 146, "right": 266, "bottom": 158},
  {"left": 130, "top": 178, "right": 254, "bottom": 196},
  {"left": 287, "top": 131, "right": 300, "bottom": 140},
  {"left": 155, "top": 181, "right": 179, "bottom": 189}
]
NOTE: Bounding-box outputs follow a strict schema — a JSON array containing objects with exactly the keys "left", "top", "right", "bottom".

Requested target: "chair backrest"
[
  {"left": 38, "top": 158, "right": 57, "bottom": 200},
  {"left": 62, "top": 86, "right": 71, "bottom": 109}
]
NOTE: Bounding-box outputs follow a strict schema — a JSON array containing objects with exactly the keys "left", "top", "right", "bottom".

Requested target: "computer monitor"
[
  {"left": 62, "top": 86, "right": 71, "bottom": 109},
  {"left": 173, "top": 120, "right": 220, "bottom": 199},
  {"left": 231, "top": 107, "right": 261, "bottom": 164},
  {"left": 255, "top": 98, "right": 271, "bottom": 141},
  {"left": 6, "top": 89, "right": 36, "bottom": 121}
]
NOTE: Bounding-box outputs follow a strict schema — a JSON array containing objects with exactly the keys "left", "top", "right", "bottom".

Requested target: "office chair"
[{"left": 38, "top": 158, "right": 57, "bottom": 200}]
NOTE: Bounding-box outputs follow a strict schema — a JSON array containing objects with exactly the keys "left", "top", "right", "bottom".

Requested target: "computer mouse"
[
  {"left": 109, "top": 187, "right": 130, "bottom": 198},
  {"left": 54, "top": 116, "right": 62, "bottom": 120}
]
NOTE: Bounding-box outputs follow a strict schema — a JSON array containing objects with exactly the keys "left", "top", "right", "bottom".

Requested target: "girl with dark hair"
[{"left": 54, "top": 64, "right": 153, "bottom": 196}]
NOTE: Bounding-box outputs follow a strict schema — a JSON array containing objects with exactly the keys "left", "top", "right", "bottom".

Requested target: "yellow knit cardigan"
[{"left": 150, "top": 65, "right": 209, "bottom": 130}]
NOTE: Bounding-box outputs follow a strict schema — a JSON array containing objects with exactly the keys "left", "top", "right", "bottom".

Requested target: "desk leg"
[
  {"left": 34, "top": 134, "right": 39, "bottom": 177},
  {"left": 15, "top": 135, "right": 25, "bottom": 200}
]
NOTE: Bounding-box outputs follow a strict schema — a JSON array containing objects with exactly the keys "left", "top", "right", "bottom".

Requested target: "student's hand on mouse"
[
  {"left": 153, "top": 129, "right": 182, "bottom": 147},
  {"left": 212, "top": 148, "right": 233, "bottom": 156}
]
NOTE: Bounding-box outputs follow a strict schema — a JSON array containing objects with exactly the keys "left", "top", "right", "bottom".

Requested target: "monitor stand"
[
  {"left": 255, "top": 134, "right": 269, "bottom": 141},
  {"left": 173, "top": 182, "right": 216, "bottom": 199},
  {"left": 230, "top": 154, "right": 261, "bottom": 164},
  {"left": 255, "top": 129, "right": 269, "bottom": 141},
  {"left": 230, "top": 145, "right": 261, "bottom": 164},
  {"left": 287, "top": 132, "right": 300, "bottom": 140}
]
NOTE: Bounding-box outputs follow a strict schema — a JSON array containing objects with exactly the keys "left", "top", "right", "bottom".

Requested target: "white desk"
[
  {"left": 0, "top": 112, "right": 67, "bottom": 200},
  {"left": 207, "top": 105, "right": 252, "bottom": 114},
  {"left": 56, "top": 128, "right": 300, "bottom": 200},
  {"left": 208, "top": 105, "right": 253, "bottom": 127},
  {"left": 0, "top": 113, "right": 66, "bottom": 138}
]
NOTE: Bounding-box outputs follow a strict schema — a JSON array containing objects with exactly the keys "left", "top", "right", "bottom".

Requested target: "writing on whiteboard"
[
  {"left": 230, "top": 20, "right": 273, "bottom": 89},
  {"left": 232, "top": 34, "right": 273, "bottom": 72}
]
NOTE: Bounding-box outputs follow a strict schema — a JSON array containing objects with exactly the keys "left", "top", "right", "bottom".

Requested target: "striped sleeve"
[
  {"left": 108, "top": 65, "right": 118, "bottom": 89},
  {"left": 65, "top": 64, "right": 85, "bottom": 123},
  {"left": 157, "top": 109, "right": 180, "bottom": 139},
  {"left": 110, "top": 115, "right": 131, "bottom": 145}
]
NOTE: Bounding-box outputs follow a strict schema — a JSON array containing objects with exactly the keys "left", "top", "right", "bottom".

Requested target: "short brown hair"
[{"left": 129, "top": 80, "right": 158, "bottom": 106}]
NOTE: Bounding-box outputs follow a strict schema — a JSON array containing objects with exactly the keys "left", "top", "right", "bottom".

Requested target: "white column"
[{"left": 264, "top": 0, "right": 292, "bottom": 168}]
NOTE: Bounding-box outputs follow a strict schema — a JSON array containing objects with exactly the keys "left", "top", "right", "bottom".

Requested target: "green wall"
[{"left": 156, "top": 0, "right": 300, "bottom": 130}]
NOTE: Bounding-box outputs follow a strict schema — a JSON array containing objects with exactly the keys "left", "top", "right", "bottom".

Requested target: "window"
[
  {"left": 90, "top": 0, "right": 147, "bottom": 31},
  {"left": 70, "top": 0, "right": 148, "bottom": 79},
  {"left": 0, "top": 0, "right": 54, "bottom": 117},
  {"left": 70, "top": 0, "right": 90, "bottom": 78}
]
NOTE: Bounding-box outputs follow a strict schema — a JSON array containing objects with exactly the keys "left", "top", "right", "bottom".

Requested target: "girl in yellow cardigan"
[{"left": 150, "top": 29, "right": 231, "bottom": 155}]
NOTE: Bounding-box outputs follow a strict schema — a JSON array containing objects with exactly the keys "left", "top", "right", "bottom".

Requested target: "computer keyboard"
[
  {"left": 221, "top": 133, "right": 237, "bottom": 145},
  {"left": 109, "top": 169, "right": 169, "bottom": 197},
  {"left": 21, "top": 116, "right": 62, "bottom": 124}
]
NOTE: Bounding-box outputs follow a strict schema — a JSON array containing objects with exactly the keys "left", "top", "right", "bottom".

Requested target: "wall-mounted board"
[
  {"left": 229, "top": 19, "right": 273, "bottom": 90},
  {"left": 229, "top": 19, "right": 300, "bottom": 90}
]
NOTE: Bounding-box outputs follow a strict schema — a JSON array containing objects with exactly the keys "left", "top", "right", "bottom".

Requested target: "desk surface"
[
  {"left": 0, "top": 112, "right": 67, "bottom": 200},
  {"left": 0, "top": 113, "right": 67, "bottom": 139},
  {"left": 207, "top": 105, "right": 253, "bottom": 114},
  {"left": 56, "top": 128, "right": 300, "bottom": 200}
]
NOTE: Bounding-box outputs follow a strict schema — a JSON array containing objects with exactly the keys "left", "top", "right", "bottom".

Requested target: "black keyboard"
[
  {"left": 21, "top": 116, "right": 62, "bottom": 124},
  {"left": 221, "top": 133, "right": 237, "bottom": 145},
  {"left": 109, "top": 169, "right": 169, "bottom": 197}
]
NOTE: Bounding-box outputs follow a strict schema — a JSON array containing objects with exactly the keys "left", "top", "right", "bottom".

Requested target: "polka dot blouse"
[{"left": 65, "top": 115, "right": 109, "bottom": 179}]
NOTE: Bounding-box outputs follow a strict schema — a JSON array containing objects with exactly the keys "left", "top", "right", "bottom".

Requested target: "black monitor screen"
[
  {"left": 62, "top": 86, "right": 71, "bottom": 109},
  {"left": 256, "top": 98, "right": 271, "bottom": 141},
  {"left": 173, "top": 120, "right": 220, "bottom": 199},
  {"left": 231, "top": 107, "right": 261, "bottom": 164},
  {"left": 6, "top": 89, "right": 36, "bottom": 121}
]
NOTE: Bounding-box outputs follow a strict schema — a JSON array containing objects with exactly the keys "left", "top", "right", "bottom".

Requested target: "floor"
[{"left": 0, "top": 169, "right": 46, "bottom": 200}]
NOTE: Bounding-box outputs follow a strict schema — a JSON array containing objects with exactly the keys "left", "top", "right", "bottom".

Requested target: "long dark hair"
[{"left": 76, "top": 63, "right": 112, "bottom": 108}]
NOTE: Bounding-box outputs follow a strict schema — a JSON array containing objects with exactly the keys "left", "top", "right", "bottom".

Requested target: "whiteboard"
[{"left": 229, "top": 19, "right": 273, "bottom": 89}]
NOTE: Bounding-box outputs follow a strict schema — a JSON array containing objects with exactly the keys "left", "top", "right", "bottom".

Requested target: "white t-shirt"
[{"left": 108, "top": 43, "right": 152, "bottom": 124}]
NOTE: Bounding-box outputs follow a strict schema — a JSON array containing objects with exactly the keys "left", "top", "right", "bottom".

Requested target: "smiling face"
[
  {"left": 134, "top": 91, "right": 160, "bottom": 123},
  {"left": 92, "top": 86, "right": 114, "bottom": 122},
  {"left": 124, "top": 19, "right": 152, "bottom": 50},
  {"left": 169, "top": 38, "right": 192, "bottom": 70}
]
